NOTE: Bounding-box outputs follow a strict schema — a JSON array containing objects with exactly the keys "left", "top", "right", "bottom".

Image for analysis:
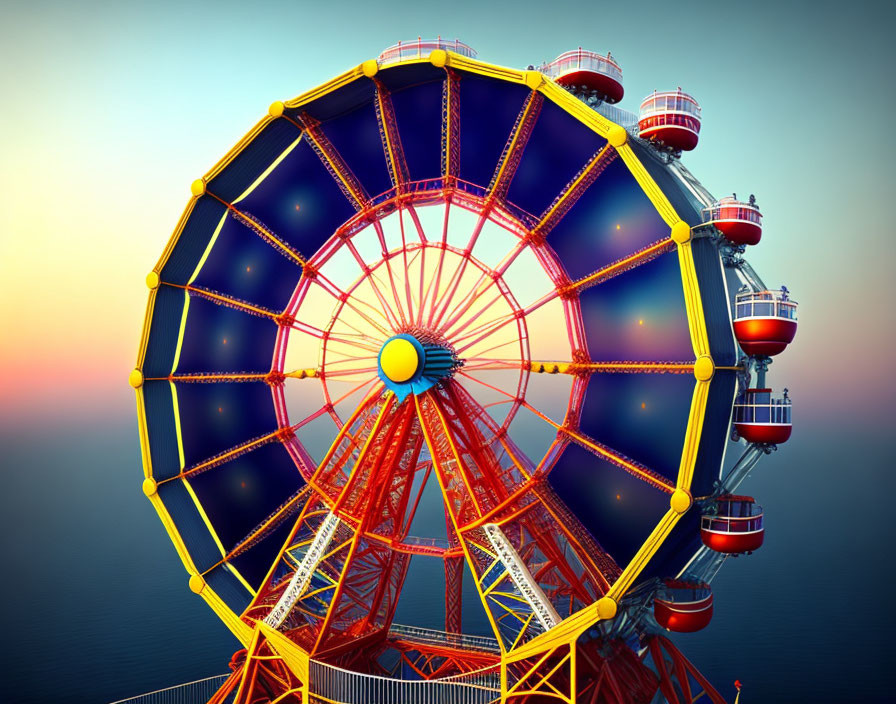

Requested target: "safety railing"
[
  {"left": 539, "top": 49, "right": 622, "bottom": 84},
  {"left": 639, "top": 90, "right": 701, "bottom": 119},
  {"left": 594, "top": 103, "right": 639, "bottom": 129},
  {"left": 378, "top": 38, "right": 477, "bottom": 66},
  {"left": 703, "top": 199, "right": 762, "bottom": 225},
  {"left": 734, "top": 393, "right": 792, "bottom": 424},
  {"left": 107, "top": 675, "right": 231, "bottom": 704},
  {"left": 657, "top": 580, "right": 712, "bottom": 605},
  {"left": 734, "top": 290, "right": 798, "bottom": 321},
  {"left": 701, "top": 499, "right": 764, "bottom": 534},
  {"left": 401, "top": 535, "right": 451, "bottom": 550},
  {"left": 389, "top": 623, "right": 501, "bottom": 653},
  {"left": 309, "top": 659, "right": 500, "bottom": 704}
]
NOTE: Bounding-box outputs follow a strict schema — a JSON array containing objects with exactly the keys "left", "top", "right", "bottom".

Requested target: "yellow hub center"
[{"left": 379, "top": 338, "right": 420, "bottom": 383}]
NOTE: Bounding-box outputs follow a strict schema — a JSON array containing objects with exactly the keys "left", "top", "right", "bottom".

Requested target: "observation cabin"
[
  {"left": 539, "top": 48, "right": 624, "bottom": 103},
  {"left": 377, "top": 37, "right": 477, "bottom": 67},
  {"left": 703, "top": 195, "right": 762, "bottom": 246},
  {"left": 734, "top": 288, "right": 798, "bottom": 357},
  {"left": 700, "top": 495, "right": 764, "bottom": 554},
  {"left": 653, "top": 580, "right": 714, "bottom": 633},
  {"left": 734, "top": 388, "right": 792, "bottom": 444},
  {"left": 638, "top": 89, "right": 701, "bottom": 151}
]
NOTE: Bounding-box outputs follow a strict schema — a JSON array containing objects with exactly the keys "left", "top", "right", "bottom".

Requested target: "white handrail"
[
  {"left": 309, "top": 658, "right": 500, "bottom": 704},
  {"left": 107, "top": 675, "right": 230, "bottom": 704}
]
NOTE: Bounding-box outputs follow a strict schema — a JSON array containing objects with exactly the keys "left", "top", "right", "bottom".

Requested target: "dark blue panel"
[
  {"left": 142, "top": 286, "right": 187, "bottom": 378},
  {"left": 690, "top": 370, "right": 736, "bottom": 498},
  {"left": 639, "top": 509, "right": 702, "bottom": 584},
  {"left": 628, "top": 140, "right": 702, "bottom": 226},
  {"left": 203, "top": 565, "right": 252, "bottom": 615},
  {"left": 507, "top": 99, "right": 605, "bottom": 218},
  {"left": 390, "top": 80, "right": 443, "bottom": 182},
  {"left": 158, "top": 479, "right": 222, "bottom": 572},
  {"left": 321, "top": 103, "right": 392, "bottom": 199},
  {"left": 579, "top": 251, "right": 694, "bottom": 362},
  {"left": 192, "top": 214, "right": 303, "bottom": 313},
  {"left": 579, "top": 373, "right": 694, "bottom": 482},
  {"left": 548, "top": 443, "right": 669, "bottom": 569},
  {"left": 160, "top": 196, "right": 228, "bottom": 286},
  {"left": 457, "top": 74, "right": 529, "bottom": 188},
  {"left": 143, "top": 381, "right": 181, "bottom": 481},
  {"left": 175, "top": 294, "right": 277, "bottom": 374},
  {"left": 175, "top": 381, "right": 277, "bottom": 468},
  {"left": 378, "top": 63, "right": 445, "bottom": 93},
  {"left": 189, "top": 442, "right": 305, "bottom": 552},
  {"left": 207, "top": 119, "right": 302, "bottom": 203},
  {"left": 295, "top": 78, "right": 376, "bottom": 123},
  {"left": 237, "top": 138, "right": 357, "bottom": 260},
  {"left": 692, "top": 237, "right": 737, "bottom": 365},
  {"left": 228, "top": 516, "right": 295, "bottom": 589},
  {"left": 548, "top": 157, "right": 668, "bottom": 281}
]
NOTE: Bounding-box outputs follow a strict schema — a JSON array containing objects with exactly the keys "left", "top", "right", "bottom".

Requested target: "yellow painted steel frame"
[{"left": 133, "top": 47, "right": 714, "bottom": 698}]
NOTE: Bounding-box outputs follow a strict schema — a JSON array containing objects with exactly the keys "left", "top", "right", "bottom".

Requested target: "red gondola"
[
  {"left": 733, "top": 289, "right": 798, "bottom": 357},
  {"left": 638, "top": 89, "right": 701, "bottom": 151},
  {"left": 703, "top": 196, "right": 762, "bottom": 245},
  {"left": 701, "top": 496, "right": 764, "bottom": 554},
  {"left": 734, "top": 388, "right": 792, "bottom": 444},
  {"left": 539, "top": 48, "right": 624, "bottom": 103},
  {"left": 654, "top": 580, "right": 713, "bottom": 632}
]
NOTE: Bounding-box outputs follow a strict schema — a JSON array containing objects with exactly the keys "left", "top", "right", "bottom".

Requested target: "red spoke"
[
  {"left": 442, "top": 288, "right": 510, "bottom": 341},
  {"left": 342, "top": 238, "right": 404, "bottom": 331},
  {"left": 424, "top": 203, "right": 452, "bottom": 328},
  {"left": 398, "top": 206, "right": 416, "bottom": 321},
  {"left": 454, "top": 289, "right": 559, "bottom": 354},
  {"left": 372, "top": 219, "right": 409, "bottom": 327},
  {"left": 458, "top": 371, "right": 674, "bottom": 492},
  {"left": 312, "top": 274, "right": 392, "bottom": 338},
  {"left": 430, "top": 211, "right": 489, "bottom": 329},
  {"left": 439, "top": 236, "right": 528, "bottom": 333},
  {"left": 290, "top": 320, "right": 381, "bottom": 354}
]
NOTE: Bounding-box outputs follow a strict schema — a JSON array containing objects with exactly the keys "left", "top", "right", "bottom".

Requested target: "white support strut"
[
  {"left": 264, "top": 512, "right": 341, "bottom": 629},
  {"left": 482, "top": 523, "right": 561, "bottom": 631}
]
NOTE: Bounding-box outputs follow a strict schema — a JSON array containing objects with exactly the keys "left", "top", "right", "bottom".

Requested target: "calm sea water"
[{"left": 0, "top": 410, "right": 890, "bottom": 703}]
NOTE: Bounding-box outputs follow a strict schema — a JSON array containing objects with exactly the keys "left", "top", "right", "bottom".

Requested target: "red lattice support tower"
[{"left": 444, "top": 555, "right": 464, "bottom": 633}]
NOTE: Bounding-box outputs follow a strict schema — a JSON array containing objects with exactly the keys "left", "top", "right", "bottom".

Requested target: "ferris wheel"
[{"left": 131, "top": 39, "right": 797, "bottom": 704}]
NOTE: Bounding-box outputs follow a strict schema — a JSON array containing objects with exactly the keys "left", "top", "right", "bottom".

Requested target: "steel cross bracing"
[
  {"left": 482, "top": 523, "right": 561, "bottom": 630},
  {"left": 264, "top": 511, "right": 341, "bottom": 629},
  {"left": 413, "top": 382, "right": 611, "bottom": 652}
]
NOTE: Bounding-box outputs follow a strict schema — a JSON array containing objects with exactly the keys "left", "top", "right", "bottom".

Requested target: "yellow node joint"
[
  {"left": 524, "top": 70, "right": 544, "bottom": 90},
  {"left": 128, "top": 369, "right": 144, "bottom": 389},
  {"left": 268, "top": 101, "right": 285, "bottom": 117},
  {"left": 670, "top": 488, "right": 693, "bottom": 514},
  {"left": 145, "top": 271, "right": 160, "bottom": 290},
  {"left": 693, "top": 355, "right": 715, "bottom": 382},
  {"left": 607, "top": 125, "right": 627, "bottom": 147},
  {"left": 361, "top": 59, "right": 379, "bottom": 78},
  {"left": 142, "top": 478, "right": 158, "bottom": 497},
  {"left": 188, "top": 574, "right": 206, "bottom": 594},
  {"left": 596, "top": 596, "right": 618, "bottom": 620},
  {"left": 671, "top": 220, "right": 691, "bottom": 244},
  {"left": 190, "top": 179, "right": 206, "bottom": 197},
  {"left": 430, "top": 49, "right": 448, "bottom": 68}
]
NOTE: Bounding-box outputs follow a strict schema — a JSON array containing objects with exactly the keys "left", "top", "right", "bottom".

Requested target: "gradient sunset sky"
[
  {"left": 1, "top": 0, "right": 893, "bottom": 431},
  {"left": 1, "top": 2, "right": 895, "bottom": 701}
]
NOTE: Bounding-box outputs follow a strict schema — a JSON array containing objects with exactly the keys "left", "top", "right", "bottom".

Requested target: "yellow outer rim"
[{"left": 134, "top": 50, "right": 715, "bottom": 663}]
